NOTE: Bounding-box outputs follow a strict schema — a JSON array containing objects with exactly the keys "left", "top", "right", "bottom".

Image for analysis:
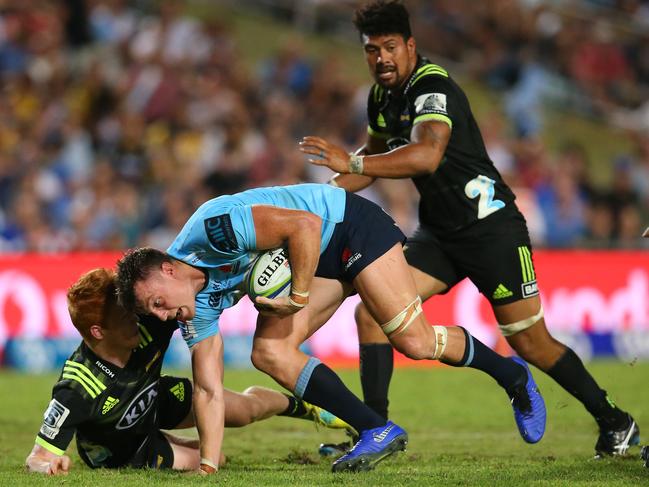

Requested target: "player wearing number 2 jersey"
[{"left": 300, "top": 0, "right": 638, "bottom": 458}]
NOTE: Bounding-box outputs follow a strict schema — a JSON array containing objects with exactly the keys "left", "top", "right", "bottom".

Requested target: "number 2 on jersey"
[{"left": 464, "top": 175, "right": 505, "bottom": 219}]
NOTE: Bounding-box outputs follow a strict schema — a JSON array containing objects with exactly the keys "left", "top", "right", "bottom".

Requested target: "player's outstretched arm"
[
  {"left": 325, "top": 137, "right": 384, "bottom": 192},
  {"left": 301, "top": 120, "right": 450, "bottom": 179},
  {"left": 25, "top": 444, "right": 71, "bottom": 475},
  {"left": 190, "top": 333, "right": 225, "bottom": 475}
]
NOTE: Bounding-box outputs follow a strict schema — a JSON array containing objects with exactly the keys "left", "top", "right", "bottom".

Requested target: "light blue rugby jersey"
[{"left": 167, "top": 183, "right": 346, "bottom": 347}]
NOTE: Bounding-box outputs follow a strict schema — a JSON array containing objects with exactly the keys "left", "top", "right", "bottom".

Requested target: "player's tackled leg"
[
  {"left": 251, "top": 308, "right": 409, "bottom": 473},
  {"left": 353, "top": 243, "right": 546, "bottom": 443}
]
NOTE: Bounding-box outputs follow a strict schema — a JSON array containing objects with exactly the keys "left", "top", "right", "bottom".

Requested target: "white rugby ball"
[{"left": 246, "top": 248, "right": 292, "bottom": 301}]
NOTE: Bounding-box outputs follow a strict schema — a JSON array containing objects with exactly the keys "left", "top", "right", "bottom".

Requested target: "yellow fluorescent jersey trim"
[
  {"left": 367, "top": 126, "right": 391, "bottom": 139},
  {"left": 372, "top": 84, "right": 384, "bottom": 103},
  {"left": 139, "top": 325, "right": 153, "bottom": 342},
  {"left": 61, "top": 372, "right": 98, "bottom": 398},
  {"left": 413, "top": 113, "right": 453, "bottom": 129},
  {"left": 35, "top": 436, "right": 65, "bottom": 456},
  {"left": 64, "top": 361, "right": 106, "bottom": 391},
  {"left": 412, "top": 65, "right": 448, "bottom": 86},
  {"left": 145, "top": 351, "right": 161, "bottom": 372}
]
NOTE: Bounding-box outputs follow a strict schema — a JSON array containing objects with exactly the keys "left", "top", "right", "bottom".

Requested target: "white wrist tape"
[
  {"left": 348, "top": 154, "right": 364, "bottom": 174},
  {"left": 290, "top": 289, "right": 310, "bottom": 298},
  {"left": 200, "top": 457, "right": 218, "bottom": 470},
  {"left": 288, "top": 297, "right": 307, "bottom": 308}
]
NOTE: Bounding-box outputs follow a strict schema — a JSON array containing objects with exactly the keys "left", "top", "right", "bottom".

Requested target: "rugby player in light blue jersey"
[{"left": 116, "top": 183, "right": 546, "bottom": 474}]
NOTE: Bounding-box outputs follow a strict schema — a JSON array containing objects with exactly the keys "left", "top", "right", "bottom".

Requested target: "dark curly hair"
[
  {"left": 353, "top": 1, "right": 412, "bottom": 41},
  {"left": 115, "top": 247, "right": 171, "bottom": 313}
]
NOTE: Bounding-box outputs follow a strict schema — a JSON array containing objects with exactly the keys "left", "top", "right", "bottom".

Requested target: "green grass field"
[{"left": 1, "top": 362, "right": 647, "bottom": 486}]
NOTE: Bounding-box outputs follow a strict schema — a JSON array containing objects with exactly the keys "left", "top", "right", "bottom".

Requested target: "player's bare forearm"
[
  {"left": 191, "top": 335, "right": 225, "bottom": 473},
  {"left": 251, "top": 205, "right": 321, "bottom": 296},
  {"left": 302, "top": 121, "right": 449, "bottom": 179},
  {"left": 359, "top": 140, "right": 444, "bottom": 177},
  {"left": 330, "top": 173, "right": 376, "bottom": 192}
]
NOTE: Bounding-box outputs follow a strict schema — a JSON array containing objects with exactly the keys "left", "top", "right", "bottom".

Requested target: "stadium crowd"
[{"left": 0, "top": 0, "right": 647, "bottom": 253}]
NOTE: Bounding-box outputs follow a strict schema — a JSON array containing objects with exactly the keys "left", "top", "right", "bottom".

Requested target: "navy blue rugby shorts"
[{"left": 315, "top": 192, "right": 406, "bottom": 283}]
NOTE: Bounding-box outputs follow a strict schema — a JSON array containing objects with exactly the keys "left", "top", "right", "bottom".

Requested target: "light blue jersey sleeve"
[{"left": 169, "top": 203, "right": 259, "bottom": 348}]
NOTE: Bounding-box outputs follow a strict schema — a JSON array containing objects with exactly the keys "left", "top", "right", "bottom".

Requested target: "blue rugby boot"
[
  {"left": 509, "top": 356, "right": 546, "bottom": 444},
  {"left": 331, "top": 421, "right": 407, "bottom": 472}
]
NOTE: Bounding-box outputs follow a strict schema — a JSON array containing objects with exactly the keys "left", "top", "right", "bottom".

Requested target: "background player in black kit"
[
  {"left": 300, "top": 0, "right": 638, "bottom": 458},
  {"left": 25, "top": 268, "right": 349, "bottom": 475}
]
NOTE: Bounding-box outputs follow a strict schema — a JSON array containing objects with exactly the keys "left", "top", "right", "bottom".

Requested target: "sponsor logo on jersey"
[
  {"left": 179, "top": 320, "right": 196, "bottom": 342},
  {"left": 170, "top": 382, "right": 185, "bottom": 402},
  {"left": 116, "top": 382, "right": 158, "bottom": 430},
  {"left": 95, "top": 360, "right": 115, "bottom": 378},
  {"left": 208, "top": 291, "right": 223, "bottom": 308},
  {"left": 522, "top": 280, "right": 539, "bottom": 298},
  {"left": 102, "top": 396, "right": 120, "bottom": 415},
  {"left": 186, "top": 251, "right": 206, "bottom": 265},
  {"left": 414, "top": 93, "right": 447, "bottom": 114},
  {"left": 492, "top": 284, "right": 513, "bottom": 300},
  {"left": 40, "top": 399, "right": 70, "bottom": 439},
  {"left": 210, "top": 280, "right": 226, "bottom": 291},
  {"left": 204, "top": 215, "right": 238, "bottom": 252}
]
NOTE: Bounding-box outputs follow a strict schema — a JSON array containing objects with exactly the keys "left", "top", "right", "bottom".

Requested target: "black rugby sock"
[
  {"left": 546, "top": 348, "right": 627, "bottom": 429},
  {"left": 359, "top": 343, "right": 393, "bottom": 421},
  {"left": 278, "top": 394, "right": 308, "bottom": 418},
  {"left": 302, "top": 363, "right": 386, "bottom": 433},
  {"left": 445, "top": 327, "right": 526, "bottom": 390}
]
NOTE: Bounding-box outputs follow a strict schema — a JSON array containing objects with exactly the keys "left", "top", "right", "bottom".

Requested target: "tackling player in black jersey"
[
  {"left": 300, "top": 0, "right": 638, "bottom": 458},
  {"left": 25, "top": 268, "right": 350, "bottom": 475}
]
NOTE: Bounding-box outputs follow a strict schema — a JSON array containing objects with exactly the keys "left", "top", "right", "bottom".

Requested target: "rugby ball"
[{"left": 246, "top": 248, "right": 292, "bottom": 301}]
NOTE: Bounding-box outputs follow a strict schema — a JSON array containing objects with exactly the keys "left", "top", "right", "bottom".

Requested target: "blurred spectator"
[
  {"left": 0, "top": 0, "right": 647, "bottom": 253},
  {"left": 536, "top": 163, "right": 588, "bottom": 248},
  {"left": 583, "top": 195, "right": 615, "bottom": 248}
]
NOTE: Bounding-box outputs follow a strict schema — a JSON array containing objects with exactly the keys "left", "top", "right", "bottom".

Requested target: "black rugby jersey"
[
  {"left": 367, "top": 56, "right": 516, "bottom": 233},
  {"left": 35, "top": 316, "right": 181, "bottom": 468}
]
